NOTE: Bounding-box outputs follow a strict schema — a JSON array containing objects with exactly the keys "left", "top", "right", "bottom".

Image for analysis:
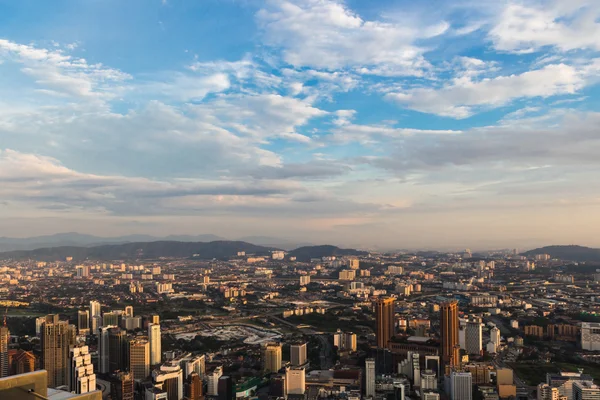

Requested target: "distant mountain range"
[
  {"left": 0, "top": 240, "right": 366, "bottom": 262},
  {"left": 522, "top": 245, "right": 600, "bottom": 262},
  {"left": 0, "top": 232, "right": 311, "bottom": 252}
]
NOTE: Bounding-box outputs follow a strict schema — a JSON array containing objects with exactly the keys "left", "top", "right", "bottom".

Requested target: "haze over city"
[{"left": 2, "top": 0, "right": 600, "bottom": 249}]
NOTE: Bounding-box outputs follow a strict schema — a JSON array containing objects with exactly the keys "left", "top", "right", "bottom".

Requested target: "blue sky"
[{"left": 1, "top": 0, "right": 600, "bottom": 250}]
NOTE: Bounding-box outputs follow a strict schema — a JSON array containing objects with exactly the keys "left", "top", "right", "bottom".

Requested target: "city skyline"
[{"left": 2, "top": 0, "right": 600, "bottom": 249}]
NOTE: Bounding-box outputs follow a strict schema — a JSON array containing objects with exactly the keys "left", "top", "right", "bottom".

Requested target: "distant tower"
[
  {"left": 440, "top": 301, "right": 460, "bottom": 370},
  {"left": 365, "top": 358, "right": 375, "bottom": 397},
  {"left": 465, "top": 317, "right": 483, "bottom": 355},
  {"left": 109, "top": 327, "right": 129, "bottom": 373},
  {"left": 124, "top": 306, "right": 134, "bottom": 318},
  {"left": 375, "top": 297, "right": 395, "bottom": 348},
  {"left": 89, "top": 301, "right": 101, "bottom": 334},
  {"left": 148, "top": 323, "right": 162, "bottom": 365},
  {"left": 77, "top": 310, "right": 90, "bottom": 335},
  {"left": 185, "top": 372, "right": 203, "bottom": 400}
]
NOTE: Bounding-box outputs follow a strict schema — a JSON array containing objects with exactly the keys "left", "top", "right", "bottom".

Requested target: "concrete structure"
[
  {"left": 263, "top": 342, "right": 282, "bottom": 374},
  {"left": 208, "top": 366, "right": 223, "bottom": 396},
  {"left": 573, "top": 381, "right": 600, "bottom": 400},
  {"left": 365, "top": 358, "right": 375, "bottom": 397},
  {"left": 449, "top": 371, "right": 472, "bottom": 400},
  {"left": 286, "top": 367, "right": 306, "bottom": 395},
  {"left": 129, "top": 339, "right": 150, "bottom": 381},
  {"left": 441, "top": 301, "right": 460, "bottom": 369},
  {"left": 333, "top": 330, "right": 357, "bottom": 352},
  {"left": 69, "top": 346, "right": 96, "bottom": 394},
  {"left": 538, "top": 383, "right": 561, "bottom": 400},
  {"left": 581, "top": 322, "right": 600, "bottom": 351},
  {"left": 421, "top": 369, "right": 437, "bottom": 390},
  {"left": 547, "top": 372, "right": 594, "bottom": 400},
  {"left": 149, "top": 323, "right": 162, "bottom": 366},
  {"left": 465, "top": 318, "right": 483, "bottom": 355},
  {"left": 290, "top": 342, "right": 307, "bottom": 367},
  {"left": 0, "top": 370, "right": 101, "bottom": 400},
  {"left": 375, "top": 297, "right": 395, "bottom": 348},
  {"left": 153, "top": 361, "right": 184, "bottom": 400},
  {"left": 41, "top": 314, "right": 75, "bottom": 388}
]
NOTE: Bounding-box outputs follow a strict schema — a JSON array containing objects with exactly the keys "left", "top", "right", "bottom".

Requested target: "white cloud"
[
  {"left": 0, "top": 39, "right": 131, "bottom": 99},
  {"left": 256, "top": 0, "right": 447, "bottom": 76},
  {"left": 489, "top": 1, "right": 600, "bottom": 53},
  {"left": 387, "top": 63, "right": 585, "bottom": 118}
]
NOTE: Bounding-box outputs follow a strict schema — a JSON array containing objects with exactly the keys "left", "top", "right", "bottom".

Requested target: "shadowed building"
[
  {"left": 440, "top": 301, "right": 460, "bottom": 370},
  {"left": 375, "top": 298, "right": 395, "bottom": 348}
]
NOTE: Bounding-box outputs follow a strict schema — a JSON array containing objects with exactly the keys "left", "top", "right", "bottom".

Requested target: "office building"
[
  {"left": 103, "top": 312, "right": 119, "bottom": 328},
  {"left": 185, "top": 372, "right": 203, "bottom": 400},
  {"left": 365, "top": 358, "right": 375, "bottom": 397},
  {"left": 109, "top": 328, "right": 129, "bottom": 373},
  {"left": 208, "top": 366, "right": 223, "bottom": 396},
  {"left": 122, "top": 316, "right": 142, "bottom": 331},
  {"left": 547, "top": 372, "right": 594, "bottom": 400},
  {"left": 290, "top": 342, "right": 307, "bottom": 367},
  {"left": 149, "top": 323, "right": 162, "bottom": 366},
  {"left": 184, "top": 354, "right": 206, "bottom": 378},
  {"left": 582, "top": 323, "right": 600, "bottom": 351},
  {"left": 465, "top": 318, "right": 482, "bottom": 355},
  {"left": 151, "top": 315, "right": 160, "bottom": 325},
  {"left": 449, "top": 371, "right": 472, "bottom": 400},
  {"left": 440, "top": 301, "right": 460, "bottom": 369},
  {"left": 333, "top": 330, "right": 357, "bottom": 352},
  {"left": 9, "top": 350, "right": 36, "bottom": 375},
  {"left": 129, "top": 338, "right": 150, "bottom": 380},
  {"left": 153, "top": 361, "right": 184, "bottom": 400},
  {"left": 0, "top": 326, "right": 8, "bottom": 378},
  {"left": 286, "top": 367, "right": 306, "bottom": 395},
  {"left": 218, "top": 376, "right": 234, "bottom": 400},
  {"left": 41, "top": 314, "right": 76, "bottom": 388},
  {"left": 69, "top": 345, "right": 96, "bottom": 394},
  {"left": 98, "top": 326, "right": 115, "bottom": 374},
  {"left": 77, "top": 311, "right": 90, "bottom": 336},
  {"left": 124, "top": 306, "right": 134, "bottom": 318},
  {"left": 90, "top": 301, "right": 101, "bottom": 334},
  {"left": 110, "top": 371, "right": 134, "bottom": 400},
  {"left": 538, "top": 383, "right": 561, "bottom": 400},
  {"left": 421, "top": 370, "right": 437, "bottom": 390},
  {"left": 375, "top": 297, "right": 395, "bottom": 348},
  {"left": 573, "top": 381, "right": 600, "bottom": 400},
  {"left": 263, "top": 342, "right": 282, "bottom": 373}
]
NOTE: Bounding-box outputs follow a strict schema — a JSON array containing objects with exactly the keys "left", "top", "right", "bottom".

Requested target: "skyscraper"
[
  {"left": 365, "top": 358, "right": 375, "bottom": 397},
  {"left": 129, "top": 338, "right": 150, "bottom": 380},
  {"left": 103, "top": 312, "right": 119, "bottom": 328},
  {"left": 207, "top": 366, "right": 223, "bottom": 396},
  {"left": 440, "top": 301, "right": 460, "bottom": 369},
  {"left": 290, "top": 342, "right": 307, "bottom": 367},
  {"left": 375, "top": 297, "right": 395, "bottom": 348},
  {"left": 90, "top": 301, "right": 101, "bottom": 335},
  {"left": 449, "top": 371, "right": 472, "bottom": 400},
  {"left": 69, "top": 345, "right": 96, "bottom": 394},
  {"left": 263, "top": 342, "right": 282, "bottom": 374},
  {"left": 153, "top": 361, "right": 184, "bottom": 400},
  {"left": 110, "top": 371, "right": 134, "bottom": 400},
  {"left": 0, "top": 326, "right": 9, "bottom": 378},
  {"left": 285, "top": 367, "right": 305, "bottom": 395},
  {"left": 109, "top": 327, "right": 129, "bottom": 373},
  {"left": 148, "top": 323, "right": 162, "bottom": 366},
  {"left": 218, "top": 376, "right": 234, "bottom": 400},
  {"left": 185, "top": 372, "right": 203, "bottom": 400},
  {"left": 98, "top": 326, "right": 115, "bottom": 374},
  {"left": 465, "top": 317, "right": 482, "bottom": 355},
  {"left": 41, "top": 314, "right": 76, "bottom": 388},
  {"left": 78, "top": 310, "right": 90, "bottom": 336}
]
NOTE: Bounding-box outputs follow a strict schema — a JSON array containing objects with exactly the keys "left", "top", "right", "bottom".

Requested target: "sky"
[{"left": 1, "top": 0, "right": 600, "bottom": 250}]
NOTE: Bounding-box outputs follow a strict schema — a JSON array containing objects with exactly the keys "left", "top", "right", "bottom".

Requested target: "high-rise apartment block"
[
  {"left": 286, "top": 367, "right": 306, "bottom": 395},
  {"left": 290, "top": 342, "right": 307, "bottom": 367},
  {"left": 41, "top": 314, "right": 75, "bottom": 388},
  {"left": 263, "top": 342, "right": 282, "bottom": 374}
]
